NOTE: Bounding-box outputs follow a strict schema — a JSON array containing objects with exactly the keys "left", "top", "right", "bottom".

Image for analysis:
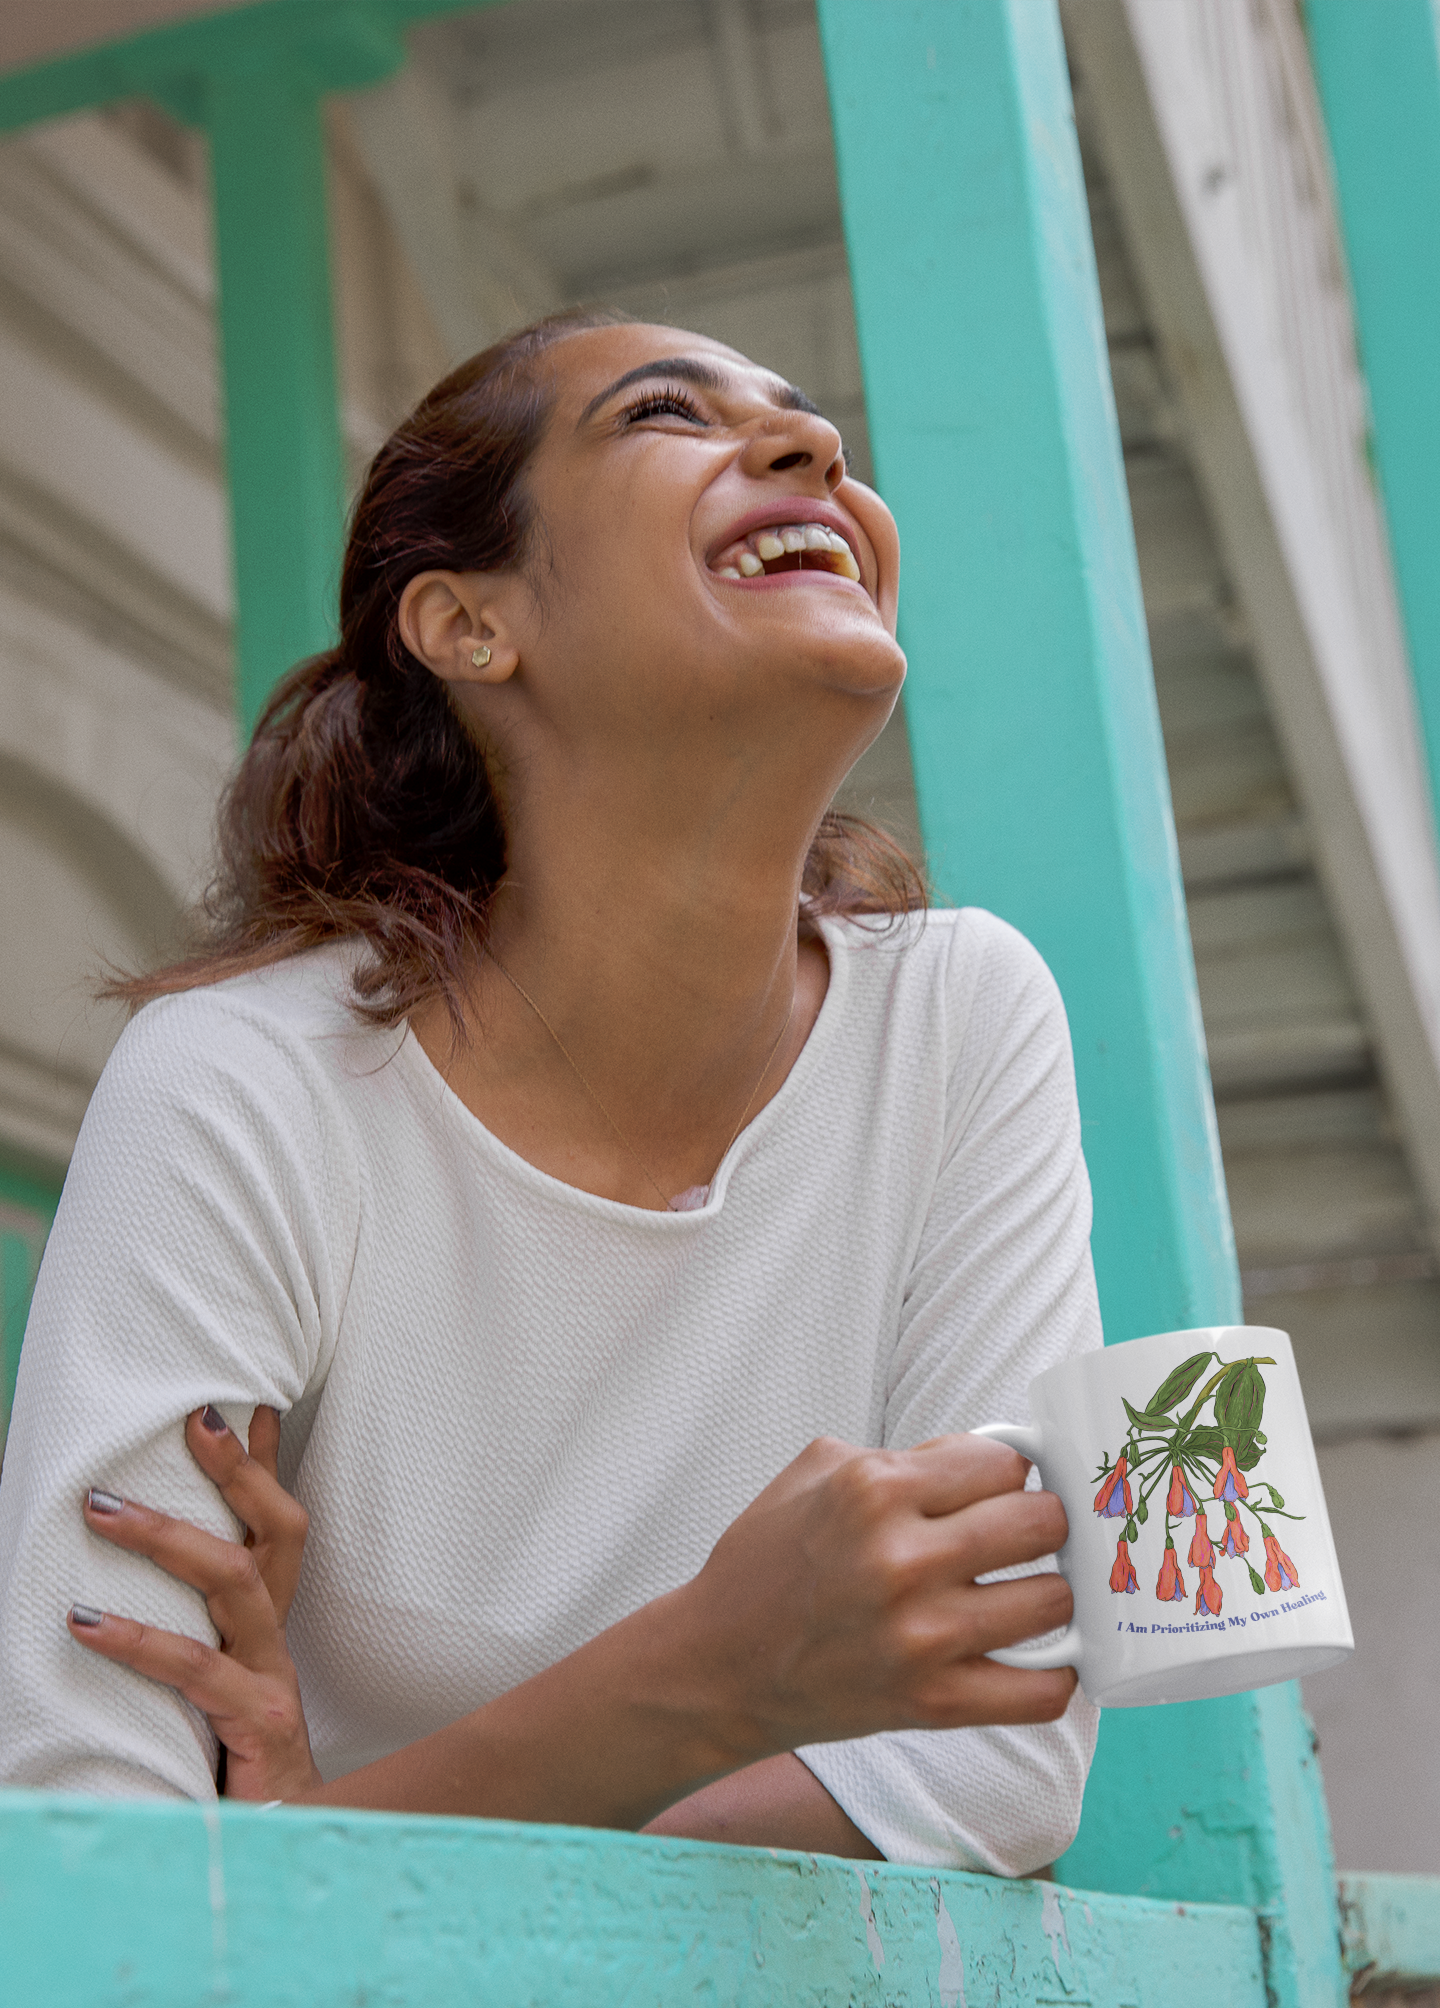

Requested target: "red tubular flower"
[
  {"left": 1194, "top": 1564, "right": 1223, "bottom": 1616},
  {"left": 1219, "top": 1515, "right": 1249, "bottom": 1560},
  {"left": 1110, "top": 1538, "right": 1139, "bottom": 1594},
  {"left": 1263, "top": 1533, "right": 1300, "bottom": 1592},
  {"left": 1166, "top": 1464, "right": 1199, "bottom": 1517},
  {"left": 1156, "top": 1541, "right": 1186, "bottom": 1603},
  {"left": 1094, "top": 1455, "right": 1133, "bottom": 1520},
  {"left": 1189, "top": 1510, "right": 1216, "bottom": 1569},
  {"left": 1213, "top": 1445, "right": 1249, "bottom": 1503}
]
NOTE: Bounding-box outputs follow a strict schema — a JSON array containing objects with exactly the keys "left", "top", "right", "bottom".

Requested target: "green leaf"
[
  {"left": 1254, "top": 1431, "right": 1267, "bottom": 1444},
  {"left": 1248, "top": 1565, "right": 1266, "bottom": 1595},
  {"left": 1122, "top": 1396, "right": 1172, "bottom": 1434},
  {"left": 1236, "top": 1438, "right": 1263, "bottom": 1472},
  {"left": 1145, "top": 1351, "right": 1217, "bottom": 1416},
  {"left": 1136, "top": 1496, "right": 1149, "bottom": 1525},
  {"left": 1215, "top": 1361, "right": 1268, "bottom": 1439}
]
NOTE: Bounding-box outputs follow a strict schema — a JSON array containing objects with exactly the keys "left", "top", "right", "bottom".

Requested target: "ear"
[{"left": 396, "top": 570, "right": 522, "bottom": 688}]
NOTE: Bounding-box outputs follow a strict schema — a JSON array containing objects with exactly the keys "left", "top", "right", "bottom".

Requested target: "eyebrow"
[{"left": 576, "top": 356, "right": 823, "bottom": 427}]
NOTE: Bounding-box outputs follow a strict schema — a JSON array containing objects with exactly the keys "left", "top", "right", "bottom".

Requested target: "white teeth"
[{"left": 723, "top": 521, "right": 863, "bottom": 581}]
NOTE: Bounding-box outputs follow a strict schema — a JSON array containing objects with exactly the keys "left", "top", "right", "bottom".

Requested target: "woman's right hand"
[
  {"left": 678, "top": 1431, "right": 1076, "bottom": 1762},
  {"left": 226, "top": 1430, "right": 1078, "bottom": 1830},
  {"left": 68, "top": 1404, "right": 322, "bottom": 1802}
]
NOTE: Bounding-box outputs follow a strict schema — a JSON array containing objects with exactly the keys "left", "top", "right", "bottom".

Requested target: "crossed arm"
[{"left": 68, "top": 1405, "right": 1076, "bottom": 1853}]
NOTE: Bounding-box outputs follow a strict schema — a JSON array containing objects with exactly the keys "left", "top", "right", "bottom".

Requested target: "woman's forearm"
[
  {"left": 641, "top": 1752, "right": 883, "bottom": 1857},
  {"left": 295, "top": 1433, "right": 1077, "bottom": 1825},
  {"left": 298, "top": 1582, "right": 750, "bottom": 1825}
]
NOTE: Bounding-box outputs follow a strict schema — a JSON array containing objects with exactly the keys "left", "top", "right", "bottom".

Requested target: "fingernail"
[
  {"left": 69, "top": 1604, "right": 104, "bottom": 1628},
  {"left": 86, "top": 1488, "right": 124, "bottom": 1515},
  {"left": 201, "top": 1405, "right": 229, "bottom": 1435}
]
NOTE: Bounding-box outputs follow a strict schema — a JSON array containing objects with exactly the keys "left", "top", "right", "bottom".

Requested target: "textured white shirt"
[{"left": 0, "top": 907, "right": 1100, "bottom": 1872}]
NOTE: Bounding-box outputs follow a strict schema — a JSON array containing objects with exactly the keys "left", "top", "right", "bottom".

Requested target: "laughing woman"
[{"left": 0, "top": 314, "right": 1099, "bottom": 1869}]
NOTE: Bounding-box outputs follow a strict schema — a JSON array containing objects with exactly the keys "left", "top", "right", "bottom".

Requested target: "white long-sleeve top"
[{"left": 0, "top": 906, "right": 1100, "bottom": 1872}]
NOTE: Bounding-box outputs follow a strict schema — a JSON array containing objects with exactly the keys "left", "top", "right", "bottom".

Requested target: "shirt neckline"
[{"left": 395, "top": 915, "right": 852, "bottom": 1225}]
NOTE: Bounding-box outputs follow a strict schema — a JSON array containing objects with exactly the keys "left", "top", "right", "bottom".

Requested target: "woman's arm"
[
  {"left": 641, "top": 1756, "right": 882, "bottom": 1857},
  {"left": 0, "top": 987, "right": 360, "bottom": 1799},
  {"left": 79, "top": 1424, "right": 1074, "bottom": 1829},
  {"left": 796, "top": 912, "right": 1104, "bottom": 1873}
]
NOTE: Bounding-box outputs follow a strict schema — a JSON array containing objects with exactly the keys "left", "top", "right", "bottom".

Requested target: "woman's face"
[{"left": 430, "top": 322, "right": 906, "bottom": 821}]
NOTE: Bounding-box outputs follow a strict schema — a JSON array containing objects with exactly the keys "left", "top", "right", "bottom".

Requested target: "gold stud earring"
[{"left": 470, "top": 645, "right": 491, "bottom": 668}]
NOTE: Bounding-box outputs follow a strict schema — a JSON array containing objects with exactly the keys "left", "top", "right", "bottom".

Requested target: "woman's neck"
[{"left": 413, "top": 782, "right": 832, "bottom": 1209}]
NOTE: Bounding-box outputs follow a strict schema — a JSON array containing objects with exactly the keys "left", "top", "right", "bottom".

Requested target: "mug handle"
[{"left": 971, "top": 1422, "right": 1084, "bottom": 1673}]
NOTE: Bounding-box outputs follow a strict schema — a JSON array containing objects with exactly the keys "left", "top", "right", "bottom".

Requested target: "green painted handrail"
[
  {"left": 1340, "top": 1872, "right": 1440, "bottom": 1994},
  {"left": 0, "top": 1790, "right": 1267, "bottom": 2007}
]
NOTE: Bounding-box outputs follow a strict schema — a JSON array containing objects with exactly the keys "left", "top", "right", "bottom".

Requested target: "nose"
[{"left": 740, "top": 407, "right": 847, "bottom": 491}]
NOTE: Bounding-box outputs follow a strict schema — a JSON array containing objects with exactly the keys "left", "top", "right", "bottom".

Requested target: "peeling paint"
[
  {"left": 931, "top": 1878, "right": 967, "bottom": 2008},
  {"left": 1041, "top": 1883, "right": 1071, "bottom": 1975},
  {"left": 853, "top": 1866, "right": 885, "bottom": 1971},
  {"left": 201, "top": 1801, "right": 227, "bottom": 1996}
]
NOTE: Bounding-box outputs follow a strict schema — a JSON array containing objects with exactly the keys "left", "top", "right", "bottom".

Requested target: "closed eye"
[{"left": 620, "top": 385, "right": 707, "bottom": 426}]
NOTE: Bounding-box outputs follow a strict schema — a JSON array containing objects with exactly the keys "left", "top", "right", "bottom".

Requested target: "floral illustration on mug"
[{"left": 1092, "top": 1351, "right": 1304, "bottom": 1616}]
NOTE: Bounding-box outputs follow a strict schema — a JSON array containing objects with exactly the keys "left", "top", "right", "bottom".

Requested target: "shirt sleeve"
[
  {"left": 797, "top": 909, "right": 1103, "bottom": 1873},
  {"left": 0, "top": 979, "right": 361, "bottom": 1799}
]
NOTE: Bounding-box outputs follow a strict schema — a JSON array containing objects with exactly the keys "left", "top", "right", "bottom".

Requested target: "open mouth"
[{"left": 709, "top": 521, "right": 862, "bottom": 584}]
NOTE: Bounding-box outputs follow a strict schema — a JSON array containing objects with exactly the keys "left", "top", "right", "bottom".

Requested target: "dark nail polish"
[
  {"left": 86, "top": 1488, "right": 124, "bottom": 1516},
  {"left": 201, "top": 1405, "right": 229, "bottom": 1435},
  {"left": 69, "top": 1604, "right": 103, "bottom": 1628}
]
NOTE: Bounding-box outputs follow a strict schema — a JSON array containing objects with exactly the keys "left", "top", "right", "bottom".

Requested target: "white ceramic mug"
[{"left": 975, "top": 1325, "right": 1353, "bottom": 1707}]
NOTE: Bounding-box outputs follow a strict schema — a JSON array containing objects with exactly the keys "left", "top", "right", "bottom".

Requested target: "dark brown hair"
[{"left": 110, "top": 310, "right": 925, "bottom": 1032}]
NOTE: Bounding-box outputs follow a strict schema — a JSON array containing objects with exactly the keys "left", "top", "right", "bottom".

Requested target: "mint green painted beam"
[
  {"left": 1340, "top": 1872, "right": 1440, "bottom": 1990},
  {"left": 197, "top": 58, "right": 383, "bottom": 732},
  {"left": 1305, "top": 0, "right": 1440, "bottom": 832},
  {"left": 203, "top": 67, "right": 348, "bottom": 730},
  {"left": 0, "top": 1160, "right": 60, "bottom": 1439},
  {"left": 0, "top": 0, "right": 490, "bottom": 135},
  {"left": 0, "top": 0, "right": 503, "bottom": 731},
  {"left": 818, "top": 0, "right": 1236, "bottom": 1349},
  {"left": 817, "top": 6, "right": 1342, "bottom": 2003},
  {"left": 0, "top": 1791, "right": 1267, "bottom": 2007}
]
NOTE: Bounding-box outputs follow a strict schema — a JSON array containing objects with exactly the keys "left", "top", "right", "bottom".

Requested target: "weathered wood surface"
[
  {"left": 1341, "top": 1872, "right": 1440, "bottom": 1995},
  {"left": 0, "top": 1790, "right": 1266, "bottom": 2007}
]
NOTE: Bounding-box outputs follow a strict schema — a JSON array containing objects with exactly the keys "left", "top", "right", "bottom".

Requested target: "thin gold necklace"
[{"left": 483, "top": 948, "right": 793, "bottom": 1212}]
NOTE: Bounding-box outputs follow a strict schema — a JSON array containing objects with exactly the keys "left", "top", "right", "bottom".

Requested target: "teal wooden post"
[
  {"left": 817, "top": 4, "right": 1342, "bottom": 2002},
  {"left": 0, "top": 1, "right": 494, "bottom": 738},
  {"left": 204, "top": 67, "right": 349, "bottom": 737},
  {"left": 0, "top": 1163, "right": 60, "bottom": 1444},
  {"left": 1305, "top": 0, "right": 1440, "bottom": 830}
]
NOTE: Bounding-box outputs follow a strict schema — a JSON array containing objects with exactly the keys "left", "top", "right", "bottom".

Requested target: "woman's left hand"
[{"left": 68, "top": 1404, "right": 321, "bottom": 1802}]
